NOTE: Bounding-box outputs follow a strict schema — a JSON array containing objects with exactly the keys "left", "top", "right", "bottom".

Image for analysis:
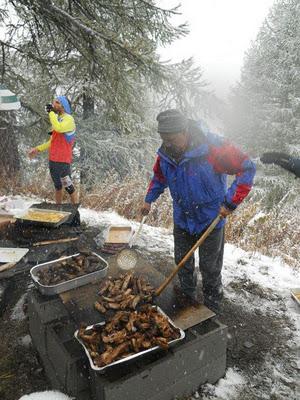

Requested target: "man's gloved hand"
[
  {"left": 219, "top": 205, "right": 232, "bottom": 218},
  {"left": 260, "top": 152, "right": 300, "bottom": 178},
  {"left": 45, "top": 103, "right": 54, "bottom": 113},
  {"left": 141, "top": 202, "right": 151, "bottom": 216}
]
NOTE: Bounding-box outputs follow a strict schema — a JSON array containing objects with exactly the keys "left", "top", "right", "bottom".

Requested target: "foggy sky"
[{"left": 159, "top": 0, "right": 275, "bottom": 99}]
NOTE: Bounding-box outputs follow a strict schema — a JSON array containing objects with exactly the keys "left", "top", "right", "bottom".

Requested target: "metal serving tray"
[
  {"left": 30, "top": 252, "right": 108, "bottom": 296},
  {"left": 0, "top": 247, "right": 29, "bottom": 263},
  {"left": 291, "top": 288, "right": 300, "bottom": 306},
  {"left": 105, "top": 226, "right": 134, "bottom": 244},
  {"left": 74, "top": 305, "right": 185, "bottom": 373},
  {"left": 15, "top": 207, "right": 71, "bottom": 227}
]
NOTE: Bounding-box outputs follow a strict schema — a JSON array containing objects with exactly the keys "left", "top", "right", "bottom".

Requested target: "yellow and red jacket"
[{"left": 36, "top": 111, "right": 76, "bottom": 164}]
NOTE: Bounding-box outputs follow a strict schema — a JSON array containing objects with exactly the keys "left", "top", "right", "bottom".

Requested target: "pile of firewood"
[
  {"left": 94, "top": 272, "right": 155, "bottom": 313},
  {"left": 78, "top": 305, "right": 181, "bottom": 367}
]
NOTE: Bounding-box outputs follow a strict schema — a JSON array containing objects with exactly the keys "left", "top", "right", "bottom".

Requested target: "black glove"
[
  {"left": 45, "top": 103, "right": 53, "bottom": 113},
  {"left": 260, "top": 152, "right": 300, "bottom": 178}
]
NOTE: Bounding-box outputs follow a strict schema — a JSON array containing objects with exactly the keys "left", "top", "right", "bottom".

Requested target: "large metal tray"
[
  {"left": 30, "top": 252, "right": 108, "bottom": 296},
  {"left": 15, "top": 207, "right": 71, "bottom": 227},
  {"left": 74, "top": 305, "right": 185, "bottom": 373},
  {"left": 0, "top": 247, "right": 29, "bottom": 263},
  {"left": 105, "top": 226, "right": 134, "bottom": 244},
  {"left": 291, "top": 288, "right": 300, "bottom": 306}
]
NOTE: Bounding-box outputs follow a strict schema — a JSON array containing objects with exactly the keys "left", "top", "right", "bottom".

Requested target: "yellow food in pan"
[{"left": 22, "top": 210, "right": 66, "bottom": 223}]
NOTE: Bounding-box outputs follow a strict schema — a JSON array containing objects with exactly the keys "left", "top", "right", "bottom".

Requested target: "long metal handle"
[
  {"left": 129, "top": 216, "right": 147, "bottom": 248},
  {"left": 155, "top": 215, "right": 222, "bottom": 297}
]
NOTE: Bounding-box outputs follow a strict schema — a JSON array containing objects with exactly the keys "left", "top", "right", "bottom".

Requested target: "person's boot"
[{"left": 173, "top": 285, "right": 199, "bottom": 307}]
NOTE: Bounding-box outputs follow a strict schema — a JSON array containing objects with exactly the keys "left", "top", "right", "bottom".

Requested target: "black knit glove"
[{"left": 260, "top": 152, "right": 300, "bottom": 178}]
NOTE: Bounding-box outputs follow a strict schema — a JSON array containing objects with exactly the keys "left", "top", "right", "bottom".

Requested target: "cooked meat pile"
[
  {"left": 36, "top": 253, "right": 105, "bottom": 286},
  {"left": 94, "top": 272, "right": 155, "bottom": 313},
  {"left": 78, "top": 305, "right": 181, "bottom": 367}
]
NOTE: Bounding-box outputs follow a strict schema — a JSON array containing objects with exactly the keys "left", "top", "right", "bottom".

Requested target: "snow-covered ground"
[
  {"left": 19, "top": 392, "right": 72, "bottom": 400},
  {"left": 1, "top": 196, "right": 299, "bottom": 400}
]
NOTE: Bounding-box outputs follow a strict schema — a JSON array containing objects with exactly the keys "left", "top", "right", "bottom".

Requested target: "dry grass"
[
  {"left": 80, "top": 173, "right": 173, "bottom": 228},
  {"left": 1, "top": 173, "right": 299, "bottom": 267}
]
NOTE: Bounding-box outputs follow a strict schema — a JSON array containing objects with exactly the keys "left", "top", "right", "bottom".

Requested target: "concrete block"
[
  {"left": 90, "top": 320, "right": 227, "bottom": 400},
  {"left": 91, "top": 355, "right": 226, "bottom": 400},
  {"left": 28, "top": 295, "right": 47, "bottom": 357},
  {"left": 45, "top": 325, "right": 89, "bottom": 396},
  {"left": 28, "top": 289, "right": 68, "bottom": 324}
]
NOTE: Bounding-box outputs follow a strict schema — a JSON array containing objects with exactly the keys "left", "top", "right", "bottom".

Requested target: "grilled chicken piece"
[
  {"left": 107, "top": 302, "right": 121, "bottom": 310},
  {"left": 95, "top": 341, "right": 130, "bottom": 366},
  {"left": 102, "top": 329, "right": 127, "bottom": 344},
  {"left": 109, "top": 341, "right": 130, "bottom": 362},
  {"left": 153, "top": 336, "right": 169, "bottom": 350},
  {"left": 98, "top": 279, "right": 111, "bottom": 295},
  {"left": 121, "top": 272, "right": 132, "bottom": 291},
  {"left": 94, "top": 301, "right": 106, "bottom": 313},
  {"left": 131, "top": 295, "right": 141, "bottom": 309},
  {"left": 94, "top": 348, "right": 114, "bottom": 367}
]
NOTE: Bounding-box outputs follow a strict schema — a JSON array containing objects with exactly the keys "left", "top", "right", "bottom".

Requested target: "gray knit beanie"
[{"left": 156, "top": 109, "right": 188, "bottom": 134}]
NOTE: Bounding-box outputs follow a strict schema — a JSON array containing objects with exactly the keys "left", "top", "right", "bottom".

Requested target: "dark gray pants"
[{"left": 174, "top": 225, "right": 225, "bottom": 312}]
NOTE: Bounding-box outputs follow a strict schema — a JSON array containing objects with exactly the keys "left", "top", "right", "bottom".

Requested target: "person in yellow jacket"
[{"left": 28, "top": 96, "right": 77, "bottom": 204}]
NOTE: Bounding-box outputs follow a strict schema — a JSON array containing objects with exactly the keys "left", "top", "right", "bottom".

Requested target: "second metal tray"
[
  {"left": 15, "top": 207, "right": 71, "bottom": 227},
  {"left": 74, "top": 305, "right": 185, "bottom": 373},
  {"left": 291, "top": 288, "right": 300, "bottom": 306},
  {"left": 30, "top": 252, "right": 108, "bottom": 296}
]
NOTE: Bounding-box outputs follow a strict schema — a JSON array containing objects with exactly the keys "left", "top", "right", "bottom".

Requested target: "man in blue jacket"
[{"left": 141, "top": 110, "right": 256, "bottom": 313}]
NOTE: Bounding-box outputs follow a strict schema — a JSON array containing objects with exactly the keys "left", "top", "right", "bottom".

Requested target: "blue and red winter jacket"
[{"left": 145, "top": 121, "right": 256, "bottom": 234}]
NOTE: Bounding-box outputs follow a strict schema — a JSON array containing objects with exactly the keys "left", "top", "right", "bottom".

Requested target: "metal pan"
[
  {"left": 105, "top": 226, "right": 134, "bottom": 244},
  {"left": 30, "top": 252, "right": 108, "bottom": 296},
  {"left": 291, "top": 288, "right": 300, "bottom": 306},
  {"left": 0, "top": 247, "right": 29, "bottom": 263},
  {"left": 15, "top": 207, "right": 71, "bottom": 228},
  {"left": 74, "top": 305, "right": 185, "bottom": 373}
]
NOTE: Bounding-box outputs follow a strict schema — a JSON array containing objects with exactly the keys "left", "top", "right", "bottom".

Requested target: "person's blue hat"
[{"left": 57, "top": 95, "right": 71, "bottom": 114}]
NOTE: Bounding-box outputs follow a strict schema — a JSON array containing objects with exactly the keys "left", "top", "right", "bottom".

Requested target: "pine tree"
[{"left": 224, "top": 0, "right": 300, "bottom": 154}]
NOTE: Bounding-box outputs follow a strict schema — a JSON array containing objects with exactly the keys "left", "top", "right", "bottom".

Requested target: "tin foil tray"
[
  {"left": 30, "top": 252, "right": 108, "bottom": 296},
  {"left": 291, "top": 288, "right": 300, "bottom": 306},
  {"left": 74, "top": 306, "right": 185, "bottom": 373},
  {"left": 0, "top": 247, "right": 29, "bottom": 263},
  {"left": 15, "top": 207, "right": 71, "bottom": 227},
  {"left": 105, "top": 226, "right": 134, "bottom": 244}
]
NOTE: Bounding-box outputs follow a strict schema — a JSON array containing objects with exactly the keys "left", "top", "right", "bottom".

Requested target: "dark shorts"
[{"left": 49, "top": 161, "right": 72, "bottom": 190}]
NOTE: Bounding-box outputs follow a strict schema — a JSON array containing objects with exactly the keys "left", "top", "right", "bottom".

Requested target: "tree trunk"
[
  {"left": 80, "top": 93, "right": 95, "bottom": 189},
  {"left": 0, "top": 112, "right": 20, "bottom": 180},
  {"left": 82, "top": 94, "right": 95, "bottom": 120}
]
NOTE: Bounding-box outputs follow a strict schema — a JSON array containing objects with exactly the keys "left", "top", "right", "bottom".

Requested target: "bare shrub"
[{"left": 1, "top": 172, "right": 299, "bottom": 267}]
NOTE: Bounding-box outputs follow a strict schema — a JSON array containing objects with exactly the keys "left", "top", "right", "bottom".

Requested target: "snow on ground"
[
  {"left": 19, "top": 391, "right": 73, "bottom": 400},
  {"left": 200, "top": 368, "right": 246, "bottom": 400},
  {"left": 10, "top": 293, "right": 27, "bottom": 321}
]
